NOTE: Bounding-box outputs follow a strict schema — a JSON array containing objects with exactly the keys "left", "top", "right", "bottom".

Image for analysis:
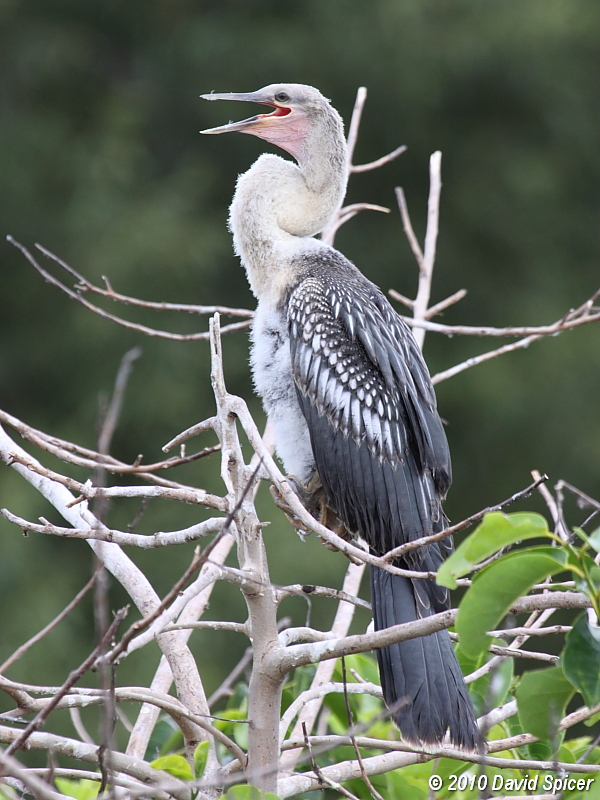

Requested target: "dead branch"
[
  {"left": 1, "top": 509, "right": 224, "bottom": 548},
  {"left": 7, "top": 237, "right": 251, "bottom": 341},
  {"left": 383, "top": 474, "right": 548, "bottom": 561},
  {"left": 0, "top": 575, "right": 96, "bottom": 674}
]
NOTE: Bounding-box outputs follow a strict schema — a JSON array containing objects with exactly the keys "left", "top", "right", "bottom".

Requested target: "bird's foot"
[
  {"left": 269, "top": 483, "right": 310, "bottom": 538},
  {"left": 271, "top": 472, "right": 355, "bottom": 552}
]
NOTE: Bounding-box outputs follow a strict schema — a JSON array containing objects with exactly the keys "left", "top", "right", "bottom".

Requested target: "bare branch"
[
  {"left": 0, "top": 726, "right": 195, "bottom": 800},
  {"left": 276, "top": 581, "right": 371, "bottom": 611},
  {"left": 394, "top": 187, "right": 425, "bottom": 272},
  {"left": 351, "top": 145, "right": 407, "bottom": 173},
  {"left": 0, "top": 575, "right": 96, "bottom": 674},
  {"left": 4, "top": 607, "right": 127, "bottom": 758},
  {"left": 404, "top": 287, "right": 600, "bottom": 338},
  {"left": 280, "top": 562, "right": 366, "bottom": 773},
  {"left": 7, "top": 237, "right": 251, "bottom": 341},
  {"left": 345, "top": 86, "right": 367, "bottom": 165},
  {"left": 423, "top": 288, "right": 468, "bottom": 319},
  {"left": 383, "top": 474, "right": 548, "bottom": 561},
  {"left": 555, "top": 479, "right": 600, "bottom": 514},
  {"left": 320, "top": 203, "right": 390, "bottom": 247},
  {"left": 411, "top": 151, "right": 442, "bottom": 350},
  {"left": 126, "top": 533, "right": 234, "bottom": 760},
  {"left": 97, "top": 346, "right": 143, "bottom": 457},
  {"left": 0, "top": 406, "right": 225, "bottom": 501},
  {"left": 0, "top": 749, "right": 76, "bottom": 800},
  {"left": 1, "top": 509, "right": 224, "bottom": 549},
  {"left": 35, "top": 241, "right": 253, "bottom": 319}
]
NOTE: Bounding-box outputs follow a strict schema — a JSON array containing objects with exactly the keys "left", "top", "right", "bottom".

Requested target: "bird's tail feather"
[{"left": 370, "top": 565, "right": 478, "bottom": 750}]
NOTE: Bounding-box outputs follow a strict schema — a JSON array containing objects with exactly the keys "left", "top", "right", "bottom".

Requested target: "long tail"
[{"left": 370, "top": 565, "right": 478, "bottom": 749}]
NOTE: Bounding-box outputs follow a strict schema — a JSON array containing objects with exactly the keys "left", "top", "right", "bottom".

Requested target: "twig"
[
  {"left": 430, "top": 290, "right": 600, "bottom": 384},
  {"left": 344, "top": 86, "right": 367, "bottom": 166},
  {"left": 351, "top": 145, "right": 407, "bottom": 173},
  {"left": 207, "top": 647, "right": 253, "bottom": 708},
  {"left": 301, "top": 722, "right": 362, "bottom": 800},
  {"left": 341, "top": 658, "right": 385, "bottom": 800},
  {"left": 24, "top": 767, "right": 166, "bottom": 798},
  {"left": 94, "top": 346, "right": 142, "bottom": 528},
  {"left": 35, "top": 242, "right": 253, "bottom": 318},
  {"left": 102, "top": 532, "right": 228, "bottom": 666},
  {"left": 404, "top": 287, "right": 600, "bottom": 337},
  {"left": 0, "top": 406, "right": 225, "bottom": 503},
  {"left": 319, "top": 87, "right": 404, "bottom": 248},
  {"left": 410, "top": 151, "right": 443, "bottom": 350},
  {"left": 555, "top": 479, "right": 600, "bottom": 515},
  {"left": 0, "top": 750, "right": 74, "bottom": 800},
  {"left": 421, "top": 288, "right": 468, "bottom": 319},
  {"left": 487, "top": 624, "right": 572, "bottom": 637},
  {"left": 97, "top": 346, "right": 143, "bottom": 457},
  {"left": 275, "top": 582, "right": 371, "bottom": 611},
  {"left": 1, "top": 509, "right": 224, "bottom": 549},
  {"left": 321, "top": 204, "right": 390, "bottom": 246},
  {"left": 394, "top": 187, "right": 425, "bottom": 272},
  {"left": 7, "top": 237, "right": 251, "bottom": 341},
  {"left": 0, "top": 726, "right": 194, "bottom": 800},
  {"left": 0, "top": 575, "right": 97, "bottom": 674},
  {"left": 383, "top": 474, "right": 548, "bottom": 560},
  {"left": 4, "top": 607, "right": 127, "bottom": 758},
  {"left": 68, "top": 707, "right": 95, "bottom": 745}
]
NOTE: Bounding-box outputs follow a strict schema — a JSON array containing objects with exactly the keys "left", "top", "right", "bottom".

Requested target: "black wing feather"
[{"left": 288, "top": 256, "right": 478, "bottom": 749}]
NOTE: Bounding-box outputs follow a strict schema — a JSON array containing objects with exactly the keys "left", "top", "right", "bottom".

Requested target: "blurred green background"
[{"left": 1, "top": 0, "right": 599, "bottom": 750}]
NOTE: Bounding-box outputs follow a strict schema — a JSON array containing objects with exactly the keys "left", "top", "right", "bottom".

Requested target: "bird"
[{"left": 201, "top": 83, "right": 478, "bottom": 750}]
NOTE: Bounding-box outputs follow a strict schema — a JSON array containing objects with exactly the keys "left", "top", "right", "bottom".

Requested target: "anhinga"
[{"left": 201, "top": 83, "right": 477, "bottom": 749}]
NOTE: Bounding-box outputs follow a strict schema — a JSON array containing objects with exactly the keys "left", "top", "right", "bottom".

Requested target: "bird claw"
[{"left": 270, "top": 473, "right": 356, "bottom": 554}]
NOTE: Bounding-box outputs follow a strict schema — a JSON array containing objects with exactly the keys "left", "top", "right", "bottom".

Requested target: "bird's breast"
[{"left": 250, "top": 301, "right": 316, "bottom": 483}]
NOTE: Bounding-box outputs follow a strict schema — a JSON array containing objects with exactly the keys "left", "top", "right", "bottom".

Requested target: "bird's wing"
[{"left": 288, "top": 270, "right": 451, "bottom": 570}]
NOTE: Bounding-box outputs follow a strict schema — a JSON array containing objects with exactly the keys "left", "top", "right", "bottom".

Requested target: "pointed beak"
[{"left": 200, "top": 90, "right": 291, "bottom": 135}]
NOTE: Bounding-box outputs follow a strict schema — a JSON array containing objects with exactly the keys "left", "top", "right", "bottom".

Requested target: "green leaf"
[
  {"left": 144, "top": 717, "right": 181, "bottom": 761},
  {"left": 585, "top": 709, "right": 600, "bottom": 728},
  {"left": 562, "top": 613, "right": 600, "bottom": 707},
  {"left": 194, "top": 741, "right": 210, "bottom": 779},
  {"left": 437, "top": 512, "right": 549, "bottom": 589},
  {"left": 516, "top": 666, "right": 575, "bottom": 741},
  {"left": 332, "top": 653, "right": 381, "bottom": 685},
  {"left": 456, "top": 546, "right": 566, "bottom": 658},
  {"left": 150, "top": 754, "right": 194, "bottom": 781},
  {"left": 460, "top": 643, "right": 513, "bottom": 717},
  {"left": 576, "top": 525, "right": 600, "bottom": 555},
  {"left": 224, "top": 787, "right": 264, "bottom": 800},
  {"left": 54, "top": 779, "right": 99, "bottom": 800}
]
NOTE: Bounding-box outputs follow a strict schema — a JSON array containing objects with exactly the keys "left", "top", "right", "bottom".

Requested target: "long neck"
[{"left": 229, "top": 124, "right": 348, "bottom": 303}]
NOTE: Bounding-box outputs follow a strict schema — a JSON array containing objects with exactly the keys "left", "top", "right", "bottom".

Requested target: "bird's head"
[{"left": 200, "top": 83, "right": 342, "bottom": 164}]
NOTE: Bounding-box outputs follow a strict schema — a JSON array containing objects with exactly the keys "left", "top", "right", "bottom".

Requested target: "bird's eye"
[{"left": 274, "top": 91, "right": 290, "bottom": 103}]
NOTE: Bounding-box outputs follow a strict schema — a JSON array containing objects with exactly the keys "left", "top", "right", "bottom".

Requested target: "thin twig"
[
  {"left": 383, "top": 474, "right": 548, "bottom": 561},
  {"left": 0, "top": 575, "right": 97, "bottom": 674},
  {"left": 35, "top": 241, "right": 253, "bottom": 318},
  {"left": 7, "top": 237, "right": 251, "bottom": 341},
  {"left": 341, "top": 658, "right": 385, "bottom": 800},
  {"left": 0, "top": 406, "right": 225, "bottom": 502},
  {"left": 410, "top": 151, "right": 442, "bottom": 350},
  {"left": 422, "top": 288, "right": 468, "bottom": 319},
  {"left": 4, "top": 607, "right": 127, "bottom": 758},
  {"left": 275, "top": 582, "right": 371, "bottom": 611},
  {"left": 394, "top": 187, "right": 425, "bottom": 272},
  {"left": 345, "top": 86, "right": 367, "bottom": 165},
  {"left": 351, "top": 145, "right": 407, "bottom": 173},
  {"left": 1, "top": 509, "right": 224, "bottom": 549},
  {"left": 301, "top": 722, "right": 362, "bottom": 800}
]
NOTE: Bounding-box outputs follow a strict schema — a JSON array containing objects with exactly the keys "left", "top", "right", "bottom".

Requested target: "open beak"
[{"left": 200, "top": 90, "right": 291, "bottom": 136}]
